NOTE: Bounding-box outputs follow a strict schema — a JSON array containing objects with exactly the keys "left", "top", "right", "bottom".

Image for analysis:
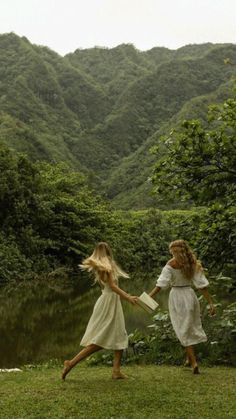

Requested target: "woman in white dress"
[
  {"left": 62, "top": 242, "right": 138, "bottom": 380},
  {"left": 149, "top": 240, "right": 215, "bottom": 374}
]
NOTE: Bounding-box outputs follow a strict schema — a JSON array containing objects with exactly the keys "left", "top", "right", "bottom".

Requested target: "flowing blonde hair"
[
  {"left": 169, "top": 240, "right": 202, "bottom": 280},
  {"left": 79, "top": 242, "right": 129, "bottom": 284}
]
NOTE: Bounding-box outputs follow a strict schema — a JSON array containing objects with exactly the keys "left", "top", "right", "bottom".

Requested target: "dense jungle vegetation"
[{"left": 0, "top": 33, "right": 235, "bottom": 365}]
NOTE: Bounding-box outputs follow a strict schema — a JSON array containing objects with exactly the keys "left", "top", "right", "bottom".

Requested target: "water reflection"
[{"left": 0, "top": 278, "right": 167, "bottom": 368}]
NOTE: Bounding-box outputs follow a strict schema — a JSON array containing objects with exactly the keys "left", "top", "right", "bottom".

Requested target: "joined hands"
[{"left": 128, "top": 295, "right": 138, "bottom": 305}]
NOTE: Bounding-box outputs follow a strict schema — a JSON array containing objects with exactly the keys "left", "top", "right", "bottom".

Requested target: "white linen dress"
[
  {"left": 156, "top": 265, "right": 209, "bottom": 347},
  {"left": 80, "top": 277, "right": 128, "bottom": 350}
]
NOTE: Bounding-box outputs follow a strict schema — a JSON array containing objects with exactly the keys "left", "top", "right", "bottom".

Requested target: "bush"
[{"left": 0, "top": 234, "right": 32, "bottom": 284}]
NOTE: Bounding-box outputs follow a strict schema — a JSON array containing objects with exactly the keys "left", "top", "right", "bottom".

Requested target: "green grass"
[{"left": 0, "top": 365, "right": 235, "bottom": 418}]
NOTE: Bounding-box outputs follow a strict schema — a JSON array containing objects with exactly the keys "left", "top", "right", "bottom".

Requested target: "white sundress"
[
  {"left": 80, "top": 277, "right": 128, "bottom": 350},
  {"left": 156, "top": 265, "right": 209, "bottom": 347}
]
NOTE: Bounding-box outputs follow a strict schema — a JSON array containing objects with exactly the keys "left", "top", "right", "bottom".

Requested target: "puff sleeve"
[
  {"left": 156, "top": 265, "right": 173, "bottom": 289},
  {"left": 192, "top": 269, "right": 209, "bottom": 289}
]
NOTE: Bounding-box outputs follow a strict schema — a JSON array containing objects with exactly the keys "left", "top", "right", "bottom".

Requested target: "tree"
[
  {"left": 151, "top": 96, "right": 236, "bottom": 205},
  {"left": 34, "top": 162, "right": 109, "bottom": 266},
  {"left": 0, "top": 144, "right": 111, "bottom": 282},
  {"left": 151, "top": 91, "right": 236, "bottom": 273}
]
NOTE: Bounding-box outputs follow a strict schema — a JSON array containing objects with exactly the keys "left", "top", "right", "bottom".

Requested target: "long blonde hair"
[
  {"left": 79, "top": 242, "right": 129, "bottom": 284},
  {"left": 169, "top": 240, "right": 202, "bottom": 280}
]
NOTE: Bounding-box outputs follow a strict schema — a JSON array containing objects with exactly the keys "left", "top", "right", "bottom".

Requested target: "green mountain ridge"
[
  {"left": 104, "top": 79, "right": 235, "bottom": 209},
  {"left": 69, "top": 43, "right": 236, "bottom": 175},
  {"left": 0, "top": 32, "right": 236, "bottom": 208}
]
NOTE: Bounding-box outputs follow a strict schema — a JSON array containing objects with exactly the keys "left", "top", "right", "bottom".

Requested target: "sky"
[{"left": 0, "top": 0, "right": 236, "bottom": 55}]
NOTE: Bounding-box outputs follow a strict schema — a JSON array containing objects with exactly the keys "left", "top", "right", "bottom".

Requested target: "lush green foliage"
[
  {"left": 1, "top": 35, "right": 235, "bottom": 370},
  {"left": 0, "top": 142, "right": 205, "bottom": 283},
  {"left": 0, "top": 144, "right": 109, "bottom": 283},
  {"left": 1, "top": 33, "right": 236, "bottom": 207},
  {"left": 108, "top": 209, "right": 205, "bottom": 276},
  {"left": 151, "top": 93, "right": 236, "bottom": 274},
  {"left": 1, "top": 137, "right": 233, "bottom": 285},
  {"left": 1, "top": 137, "right": 209, "bottom": 284},
  {"left": 104, "top": 80, "right": 236, "bottom": 209},
  {"left": 152, "top": 98, "right": 236, "bottom": 205}
]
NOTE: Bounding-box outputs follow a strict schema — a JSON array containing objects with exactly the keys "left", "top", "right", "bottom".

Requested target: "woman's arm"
[
  {"left": 198, "top": 287, "right": 216, "bottom": 316},
  {"left": 106, "top": 272, "right": 137, "bottom": 305},
  {"left": 149, "top": 264, "right": 172, "bottom": 296},
  {"left": 149, "top": 286, "right": 161, "bottom": 298}
]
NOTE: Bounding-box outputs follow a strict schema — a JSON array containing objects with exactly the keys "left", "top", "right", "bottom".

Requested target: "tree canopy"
[
  {"left": 152, "top": 96, "right": 236, "bottom": 205},
  {"left": 151, "top": 92, "right": 236, "bottom": 273}
]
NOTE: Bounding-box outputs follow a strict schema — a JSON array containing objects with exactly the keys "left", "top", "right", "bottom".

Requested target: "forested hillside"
[
  {"left": 105, "top": 79, "right": 234, "bottom": 209},
  {"left": 1, "top": 33, "right": 236, "bottom": 208},
  {"left": 1, "top": 34, "right": 235, "bottom": 365}
]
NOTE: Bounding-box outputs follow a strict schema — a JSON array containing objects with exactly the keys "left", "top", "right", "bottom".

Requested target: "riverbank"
[{"left": 0, "top": 365, "right": 235, "bottom": 418}]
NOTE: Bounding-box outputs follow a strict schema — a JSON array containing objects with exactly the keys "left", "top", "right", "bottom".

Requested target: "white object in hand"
[{"left": 137, "top": 292, "right": 159, "bottom": 313}]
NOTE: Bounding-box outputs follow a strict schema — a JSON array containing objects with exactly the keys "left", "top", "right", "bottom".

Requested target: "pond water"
[{"left": 0, "top": 278, "right": 167, "bottom": 368}]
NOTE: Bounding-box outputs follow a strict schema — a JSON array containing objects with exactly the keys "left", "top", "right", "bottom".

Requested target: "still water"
[{"left": 0, "top": 277, "right": 165, "bottom": 368}]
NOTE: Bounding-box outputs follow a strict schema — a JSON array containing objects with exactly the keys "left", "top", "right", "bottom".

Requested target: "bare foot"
[
  {"left": 61, "top": 360, "right": 71, "bottom": 381},
  {"left": 193, "top": 365, "right": 200, "bottom": 374},
  {"left": 112, "top": 371, "right": 128, "bottom": 380},
  {"left": 184, "top": 359, "right": 191, "bottom": 367}
]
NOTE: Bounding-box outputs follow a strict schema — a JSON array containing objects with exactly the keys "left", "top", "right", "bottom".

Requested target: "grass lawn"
[{"left": 0, "top": 365, "right": 235, "bottom": 418}]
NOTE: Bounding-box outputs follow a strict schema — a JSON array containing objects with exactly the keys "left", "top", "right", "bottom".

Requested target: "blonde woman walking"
[
  {"left": 149, "top": 240, "right": 215, "bottom": 374},
  {"left": 62, "top": 242, "right": 137, "bottom": 380}
]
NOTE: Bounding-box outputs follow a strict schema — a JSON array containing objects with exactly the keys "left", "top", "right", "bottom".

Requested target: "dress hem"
[
  {"left": 181, "top": 337, "right": 207, "bottom": 347},
  {"left": 80, "top": 341, "right": 128, "bottom": 350}
]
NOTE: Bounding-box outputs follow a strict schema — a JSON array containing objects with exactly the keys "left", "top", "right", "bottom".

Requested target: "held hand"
[
  {"left": 128, "top": 295, "right": 138, "bottom": 305},
  {"left": 209, "top": 304, "right": 216, "bottom": 317}
]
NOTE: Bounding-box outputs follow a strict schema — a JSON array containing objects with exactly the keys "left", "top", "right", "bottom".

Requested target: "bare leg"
[
  {"left": 62, "top": 344, "right": 101, "bottom": 380},
  {"left": 184, "top": 348, "right": 191, "bottom": 366},
  {"left": 185, "top": 345, "right": 199, "bottom": 374},
  {"left": 112, "top": 350, "right": 127, "bottom": 379}
]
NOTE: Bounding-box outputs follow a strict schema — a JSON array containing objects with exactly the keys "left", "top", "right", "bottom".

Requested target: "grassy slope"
[{"left": 0, "top": 365, "right": 235, "bottom": 418}]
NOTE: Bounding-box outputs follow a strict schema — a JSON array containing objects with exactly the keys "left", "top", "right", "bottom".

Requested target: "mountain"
[
  {"left": 0, "top": 33, "right": 236, "bottom": 208},
  {"left": 104, "top": 80, "right": 235, "bottom": 209},
  {"left": 0, "top": 33, "right": 107, "bottom": 167},
  {"left": 68, "top": 43, "right": 236, "bottom": 175}
]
